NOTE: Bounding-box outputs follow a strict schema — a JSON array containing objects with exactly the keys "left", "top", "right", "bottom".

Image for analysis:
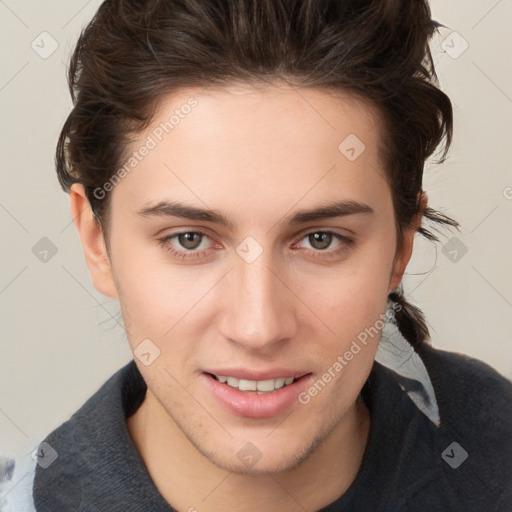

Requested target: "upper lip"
[{"left": 204, "top": 368, "right": 311, "bottom": 381}]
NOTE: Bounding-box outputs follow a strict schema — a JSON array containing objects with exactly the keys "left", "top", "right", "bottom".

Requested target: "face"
[{"left": 78, "top": 82, "right": 414, "bottom": 474}]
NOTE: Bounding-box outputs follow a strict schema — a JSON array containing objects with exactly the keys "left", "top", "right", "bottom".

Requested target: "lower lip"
[{"left": 202, "top": 373, "right": 311, "bottom": 418}]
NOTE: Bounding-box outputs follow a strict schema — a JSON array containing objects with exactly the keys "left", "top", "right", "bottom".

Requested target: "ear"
[
  {"left": 69, "top": 184, "right": 119, "bottom": 299},
  {"left": 388, "top": 191, "right": 428, "bottom": 293}
]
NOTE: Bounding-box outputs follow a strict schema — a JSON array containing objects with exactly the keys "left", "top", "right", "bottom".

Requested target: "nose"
[{"left": 218, "top": 251, "right": 298, "bottom": 352}]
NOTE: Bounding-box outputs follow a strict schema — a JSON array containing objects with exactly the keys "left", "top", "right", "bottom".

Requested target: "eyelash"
[
  {"left": 158, "top": 230, "right": 216, "bottom": 261},
  {"left": 157, "top": 230, "right": 354, "bottom": 261}
]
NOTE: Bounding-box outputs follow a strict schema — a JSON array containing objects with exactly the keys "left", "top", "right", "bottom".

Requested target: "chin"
[
  {"left": 198, "top": 430, "right": 327, "bottom": 476},
  {"left": 209, "top": 451, "right": 306, "bottom": 476}
]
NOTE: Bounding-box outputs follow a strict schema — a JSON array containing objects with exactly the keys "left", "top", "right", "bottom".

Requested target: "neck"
[{"left": 127, "top": 391, "right": 370, "bottom": 512}]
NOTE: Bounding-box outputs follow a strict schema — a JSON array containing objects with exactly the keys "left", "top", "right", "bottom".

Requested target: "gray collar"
[{"left": 375, "top": 320, "right": 441, "bottom": 428}]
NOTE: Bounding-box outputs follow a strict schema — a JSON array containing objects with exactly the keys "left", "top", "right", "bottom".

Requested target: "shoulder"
[
  {"left": 418, "top": 343, "right": 512, "bottom": 426},
  {"left": 30, "top": 361, "right": 139, "bottom": 510},
  {"left": 37, "top": 360, "right": 137, "bottom": 455},
  {"left": 413, "top": 343, "right": 512, "bottom": 510},
  {"left": 371, "top": 342, "right": 512, "bottom": 511}
]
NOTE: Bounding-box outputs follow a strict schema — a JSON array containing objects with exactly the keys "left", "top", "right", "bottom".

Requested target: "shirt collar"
[{"left": 375, "top": 319, "right": 441, "bottom": 428}]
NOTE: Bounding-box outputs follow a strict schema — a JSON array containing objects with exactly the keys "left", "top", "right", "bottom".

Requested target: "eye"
[
  {"left": 294, "top": 230, "right": 354, "bottom": 257},
  {"left": 304, "top": 232, "right": 335, "bottom": 250},
  {"left": 176, "top": 232, "right": 205, "bottom": 250},
  {"left": 302, "top": 231, "right": 351, "bottom": 251},
  {"left": 157, "top": 230, "right": 218, "bottom": 260}
]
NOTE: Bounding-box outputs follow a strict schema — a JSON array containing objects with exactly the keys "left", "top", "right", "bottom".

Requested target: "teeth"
[
  {"left": 215, "top": 375, "right": 296, "bottom": 392},
  {"left": 226, "top": 376, "right": 239, "bottom": 387},
  {"left": 256, "top": 379, "right": 275, "bottom": 392},
  {"left": 274, "top": 378, "right": 285, "bottom": 389},
  {"left": 239, "top": 379, "right": 257, "bottom": 391}
]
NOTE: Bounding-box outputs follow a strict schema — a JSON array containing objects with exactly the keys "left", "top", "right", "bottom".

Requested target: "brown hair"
[{"left": 56, "top": 0, "right": 459, "bottom": 349}]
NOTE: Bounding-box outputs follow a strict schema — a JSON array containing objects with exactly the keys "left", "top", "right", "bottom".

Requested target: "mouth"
[
  {"left": 202, "top": 371, "right": 312, "bottom": 418},
  {"left": 207, "top": 373, "right": 298, "bottom": 394}
]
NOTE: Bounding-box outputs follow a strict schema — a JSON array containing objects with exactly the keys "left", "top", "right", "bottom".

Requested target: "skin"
[{"left": 70, "top": 82, "right": 425, "bottom": 512}]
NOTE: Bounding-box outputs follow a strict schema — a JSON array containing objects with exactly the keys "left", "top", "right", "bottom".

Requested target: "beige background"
[{"left": 1, "top": 0, "right": 511, "bottom": 463}]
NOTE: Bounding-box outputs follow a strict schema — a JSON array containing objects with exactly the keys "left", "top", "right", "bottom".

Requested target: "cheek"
[
  {"left": 113, "top": 249, "right": 221, "bottom": 357},
  {"left": 309, "top": 242, "right": 395, "bottom": 328},
  {"left": 294, "top": 244, "right": 395, "bottom": 385},
  {"left": 111, "top": 250, "right": 184, "bottom": 342}
]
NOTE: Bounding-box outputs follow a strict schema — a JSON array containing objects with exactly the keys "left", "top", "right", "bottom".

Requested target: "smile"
[
  {"left": 203, "top": 372, "right": 312, "bottom": 418},
  {"left": 211, "top": 374, "right": 296, "bottom": 393}
]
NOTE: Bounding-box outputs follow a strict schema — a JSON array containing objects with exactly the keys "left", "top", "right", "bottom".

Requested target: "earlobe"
[
  {"left": 388, "top": 191, "right": 428, "bottom": 293},
  {"left": 69, "top": 184, "right": 119, "bottom": 299}
]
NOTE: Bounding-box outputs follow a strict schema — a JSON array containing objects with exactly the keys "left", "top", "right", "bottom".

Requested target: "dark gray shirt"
[{"left": 15, "top": 342, "right": 512, "bottom": 511}]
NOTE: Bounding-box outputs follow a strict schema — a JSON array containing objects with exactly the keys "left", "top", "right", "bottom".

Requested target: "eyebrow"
[{"left": 137, "top": 199, "right": 374, "bottom": 228}]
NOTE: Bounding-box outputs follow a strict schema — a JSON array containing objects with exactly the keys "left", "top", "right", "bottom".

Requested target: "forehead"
[
  {"left": 112, "top": 82, "right": 389, "bottom": 219},
  {"left": 151, "top": 81, "right": 381, "bottom": 152}
]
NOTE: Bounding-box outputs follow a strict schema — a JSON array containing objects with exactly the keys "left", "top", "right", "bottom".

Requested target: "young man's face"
[{"left": 74, "top": 82, "right": 416, "bottom": 474}]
